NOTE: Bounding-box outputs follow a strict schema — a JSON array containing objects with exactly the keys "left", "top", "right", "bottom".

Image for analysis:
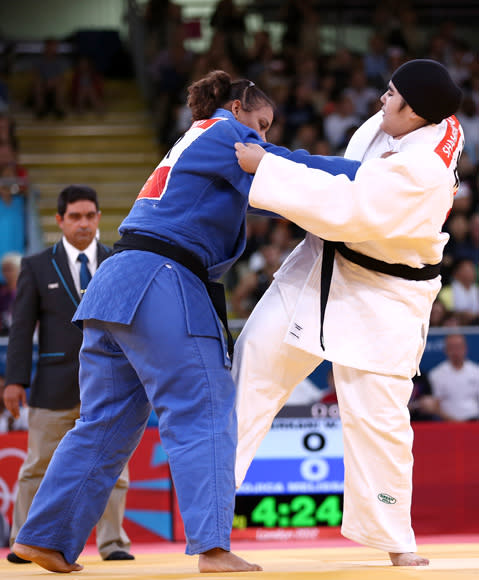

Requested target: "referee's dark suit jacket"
[{"left": 5, "top": 240, "right": 111, "bottom": 410}]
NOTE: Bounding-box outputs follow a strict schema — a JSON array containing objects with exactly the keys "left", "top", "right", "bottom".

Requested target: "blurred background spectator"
[
  {"left": 408, "top": 372, "right": 442, "bottom": 422},
  {"left": 439, "top": 258, "right": 479, "bottom": 326},
  {"left": 0, "top": 147, "right": 27, "bottom": 275},
  {"left": 31, "top": 37, "right": 69, "bottom": 119},
  {"left": 323, "top": 92, "right": 361, "bottom": 153},
  {"left": 0, "top": 251, "right": 22, "bottom": 336},
  {"left": 70, "top": 56, "right": 105, "bottom": 116},
  {"left": 210, "top": 0, "right": 247, "bottom": 71},
  {"left": 0, "top": 375, "right": 28, "bottom": 432},
  {"left": 456, "top": 95, "right": 479, "bottom": 164},
  {"left": 230, "top": 243, "right": 283, "bottom": 319},
  {"left": 428, "top": 334, "right": 479, "bottom": 421}
]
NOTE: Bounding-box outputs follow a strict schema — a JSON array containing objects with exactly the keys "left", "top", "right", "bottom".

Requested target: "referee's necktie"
[{"left": 77, "top": 252, "right": 92, "bottom": 296}]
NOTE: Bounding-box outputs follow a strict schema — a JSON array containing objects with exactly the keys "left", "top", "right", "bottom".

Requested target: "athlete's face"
[
  {"left": 234, "top": 102, "right": 274, "bottom": 141},
  {"left": 380, "top": 82, "right": 426, "bottom": 138}
]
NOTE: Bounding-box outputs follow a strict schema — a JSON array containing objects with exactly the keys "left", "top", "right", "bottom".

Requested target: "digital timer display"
[{"left": 234, "top": 493, "right": 343, "bottom": 529}]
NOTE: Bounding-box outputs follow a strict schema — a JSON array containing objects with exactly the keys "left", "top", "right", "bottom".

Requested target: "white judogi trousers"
[{"left": 233, "top": 280, "right": 417, "bottom": 553}]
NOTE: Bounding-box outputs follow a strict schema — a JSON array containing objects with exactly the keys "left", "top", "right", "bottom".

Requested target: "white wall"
[{"left": 0, "top": 0, "right": 127, "bottom": 40}]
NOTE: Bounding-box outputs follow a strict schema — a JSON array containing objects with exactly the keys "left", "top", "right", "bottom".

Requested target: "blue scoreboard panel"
[{"left": 234, "top": 417, "right": 344, "bottom": 530}]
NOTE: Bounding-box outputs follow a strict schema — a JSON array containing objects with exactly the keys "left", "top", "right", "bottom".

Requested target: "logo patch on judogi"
[{"left": 378, "top": 493, "right": 397, "bottom": 504}]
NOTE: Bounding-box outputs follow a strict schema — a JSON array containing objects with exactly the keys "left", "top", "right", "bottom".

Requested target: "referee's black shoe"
[
  {"left": 103, "top": 551, "right": 135, "bottom": 561},
  {"left": 7, "top": 552, "right": 32, "bottom": 564}
]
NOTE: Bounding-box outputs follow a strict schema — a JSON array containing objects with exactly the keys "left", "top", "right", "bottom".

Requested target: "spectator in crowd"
[
  {"left": 0, "top": 113, "right": 16, "bottom": 147},
  {"left": 3, "top": 185, "right": 134, "bottom": 565},
  {"left": 425, "top": 31, "right": 451, "bottom": 65},
  {"left": 0, "top": 251, "right": 22, "bottom": 335},
  {"left": 395, "top": 7, "right": 424, "bottom": 57},
  {"left": 0, "top": 153, "right": 26, "bottom": 275},
  {"left": 247, "top": 220, "right": 300, "bottom": 272},
  {"left": 343, "top": 69, "right": 380, "bottom": 120},
  {"left": 210, "top": 0, "right": 247, "bottom": 70},
  {"left": 226, "top": 214, "right": 273, "bottom": 289},
  {"left": 443, "top": 213, "right": 473, "bottom": 279},
  {"left": 429, "top": 297, "right": 449, "bottom": 327},
  {"left": 408, "top": 372, "right": 442, "bottom": 421},
  {"left": 0, "top": 107, "right": 42, "bottom": 264},
  {"left": 439, "top": 258, "right": 479, "bottom": 325},
  {"left": 0, "top": 376, "right": 28, "bottom": 432},
  {"left": 456, "top": 95, "right": 479, "bottom": 164},
  {"left": 143, "top": 0, "right": 183, "bottom": 57},
  {"left": 467, "top": 213, "right": 479, "bottom": 263},
  {"left": 428, "top": 334, "right": 479, "bottom": 421},
  {"left": 243, "top": 215, "right": 272, "bottom": 261},
  {"left": 31, "top": 37, "right": 69, "bottom": 119},
  {"left": 469, "top": 73, "right": 479, "bottom": 112},
  {"left": 70, "top": 56, "right": 105, "bottom": 116},
  {"left": 230, "top": 243, "right": 283, "bottom": 319},
  {"left": 448, "top": 39, "right": 474, "bottom": 88},
  {"left": 323, "top": 92, "right": 361, "bottom": 152},
  {"left": 290, "top": 122, "right": 320, "bottom": 152},
  {"left": 283, "top": 82, "right": 318, "bottom": 146},
  {"left": 453, "top": 178, "right": 475, "bottom": 217},
  {"left": 244, "top": 29, "right": 276, "bottom": 86},
  {"left": 326, "top": 47, "right": 356, "bottom": 97},
  {"left": 279, "top": 0, "right": 320, "bottom": 58},
  {"left": 311, "top": 72, "right": 336, "bottom": 117},
  {"left": 0, "top": 138, "right": 29, "bottom": 193},
  {"left": 312, "top": 139, "right": 333, "bottom": 156},
  {"left": 148, "top": 28, "right": 195, "bottom": 145},
  {"left": 364, "top": 33, "right": 389, "bottom": 88}
]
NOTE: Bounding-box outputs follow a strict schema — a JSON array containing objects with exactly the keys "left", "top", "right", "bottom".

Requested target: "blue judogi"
[{"left": 16, "top": 109, "right": 359, "bottom": 562}]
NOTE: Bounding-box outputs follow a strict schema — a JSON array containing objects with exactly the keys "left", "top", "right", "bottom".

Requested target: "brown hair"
[{"left": 187, "top": 70, "right": 275, "bottom": 121}]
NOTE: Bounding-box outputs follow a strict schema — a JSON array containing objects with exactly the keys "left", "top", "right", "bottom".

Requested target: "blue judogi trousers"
[{"left": 16, "top": 263, "right": 237, "bottom": 563}]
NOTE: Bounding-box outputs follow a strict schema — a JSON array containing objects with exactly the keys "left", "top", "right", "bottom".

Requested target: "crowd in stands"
[
  {"left": 30, "top": 38, "right": 105, "bottom": 119},
  {"left": 0, "top": 0, "right": 478, "bottom": 430}
]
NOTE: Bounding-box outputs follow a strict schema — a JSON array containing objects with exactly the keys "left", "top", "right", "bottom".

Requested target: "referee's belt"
[
  {"left": 319, "top": 240, "right": 441, "bottom": 350},
  {"left": 113, "top": 232, "right": 234, "bottom": 359}
]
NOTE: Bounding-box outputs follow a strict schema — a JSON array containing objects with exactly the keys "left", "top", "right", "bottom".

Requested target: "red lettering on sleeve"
[{"left": 434, "top": 115, "right": 461, "bottom": 168}]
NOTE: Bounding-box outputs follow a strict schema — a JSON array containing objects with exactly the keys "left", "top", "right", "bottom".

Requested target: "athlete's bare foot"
[
  {"left": 389, "top": 552, "right": 429, "bottom": 566},
  {"left": 12, "top": 542, "right": 83, "bottom": 573},
  {"left": 198, "top": 548, "right": 262, "bottom": 573}
]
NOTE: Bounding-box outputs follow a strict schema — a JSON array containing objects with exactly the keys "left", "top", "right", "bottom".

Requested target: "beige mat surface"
[{"left": 0, "top": 543, "right": 478, "bottom": 580}]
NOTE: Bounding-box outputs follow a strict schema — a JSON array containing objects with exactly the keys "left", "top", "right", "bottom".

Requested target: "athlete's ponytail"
[{"left": 187, "top": 70, "right": 274, "bottom": 121}]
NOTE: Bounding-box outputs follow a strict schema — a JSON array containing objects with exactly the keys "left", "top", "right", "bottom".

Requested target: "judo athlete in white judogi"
[{"left": 233, "top": 60, "right": 464, "bottom": 566}]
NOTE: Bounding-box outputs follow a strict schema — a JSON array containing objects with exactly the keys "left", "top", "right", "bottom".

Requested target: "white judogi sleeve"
[
  {"left": 251, "top": 148, "right": 451, "bottom": 249},
  {"left": 248, "top": 117, "right": 463, "bottom": 377}
]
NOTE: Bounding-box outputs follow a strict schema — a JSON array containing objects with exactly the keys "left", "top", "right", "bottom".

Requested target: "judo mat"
[{"left": 1, "top": 535, "right": 478, "bottom": 579}]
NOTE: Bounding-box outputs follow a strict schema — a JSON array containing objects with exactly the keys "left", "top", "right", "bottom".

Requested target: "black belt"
[
  {"left": 113, "top": 233, "right": 234, "bottom": 359},
  {"left": 319, "top": 240, "right": 441, "bottom": 350}
]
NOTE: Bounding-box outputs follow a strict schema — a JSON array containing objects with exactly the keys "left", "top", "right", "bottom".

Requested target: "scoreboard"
[{"left": 233, "top": 416, "right": 344, "bottom": 535}]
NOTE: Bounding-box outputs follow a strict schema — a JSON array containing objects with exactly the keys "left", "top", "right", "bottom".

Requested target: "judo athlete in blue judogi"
[{"left": 13, "top": 70, "right": 359, "bottom": 573}]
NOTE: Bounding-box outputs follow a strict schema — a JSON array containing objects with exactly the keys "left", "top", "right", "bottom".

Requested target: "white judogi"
[{"left": 233, "top": 112, "right": 464, "bottom": 553}]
